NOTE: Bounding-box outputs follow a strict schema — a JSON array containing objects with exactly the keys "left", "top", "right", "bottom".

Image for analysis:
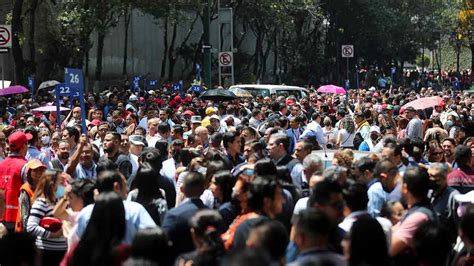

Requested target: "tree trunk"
[
  {"left": 273, "top": 30, "right": 278, "bottom": 83},
  {"left": 95, "top": 31, "right": 105, "bottom": 81},
  {"left": 28, "top": 0, "right": 38, "bottom": 73},
  {"left": 470, "top": 42, "right": 474, "bottom": 80},
  {"left": 122, "top": 6, "right": 131, "bottom": 76},
  {"left": 161, "top": 16, "right": 169, "bottom": 79},
  {"left": 168, "top": 20, "right": 178, "bottom": 81},
  {"left": 12, "top": 0, "right": 26, "bottom": 85}
]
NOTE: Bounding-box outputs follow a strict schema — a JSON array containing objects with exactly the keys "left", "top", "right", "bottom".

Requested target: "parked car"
[{"left": 228, "top": 84, "right": 309, "bottom": 99}]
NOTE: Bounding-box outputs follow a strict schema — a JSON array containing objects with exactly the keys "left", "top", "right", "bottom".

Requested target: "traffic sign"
[
  {"left": 341, "top": 45, "right": 354, "bottom": 58},
  {"left": 0, "top": 25, "right": 11, "bottom": 48},
  {"left": 219, "top": 52, "right": 233, "bottom": 67}
]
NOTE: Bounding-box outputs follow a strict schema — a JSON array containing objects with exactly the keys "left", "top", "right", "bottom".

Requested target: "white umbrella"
[
  {"left": 32, "top": 105, "right": 70, "bottom": 112},
  {"left": 38, "top": 80, "right": 60, "bottom": 90}
]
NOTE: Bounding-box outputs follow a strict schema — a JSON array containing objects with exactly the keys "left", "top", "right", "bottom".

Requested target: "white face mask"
[{"left": 41, "top": 135, "right": 50, "bottom": 145}]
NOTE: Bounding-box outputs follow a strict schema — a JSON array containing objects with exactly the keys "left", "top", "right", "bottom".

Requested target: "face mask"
[
  {"left": 41, "top": 135, "right": 50, "bottom": 145},
  {"left": 446, "top": 121, "right": 454, "bottom": 127},
  {"left": 55, "top": 184, "right": 65, "bottom": 199}
]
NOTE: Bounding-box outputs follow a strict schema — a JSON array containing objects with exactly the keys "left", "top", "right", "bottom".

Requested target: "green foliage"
[{"left": 416, "top": 55, "right": 431, "bottom": 67}]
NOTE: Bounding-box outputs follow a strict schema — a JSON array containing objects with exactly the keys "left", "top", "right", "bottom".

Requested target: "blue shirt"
[
  {"left": 367, "top": 179, "right": 387, "bottom": 217},
  {"left": 26, "top": 146, "right": 49, "bottom": 166},
  {"left": 75, "top": 200, "right": 156, "bottom": 244}
]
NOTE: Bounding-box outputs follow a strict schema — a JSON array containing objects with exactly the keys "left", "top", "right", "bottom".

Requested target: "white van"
[{"left": 228, "top": 84, "right": 309, "bottom": 99}]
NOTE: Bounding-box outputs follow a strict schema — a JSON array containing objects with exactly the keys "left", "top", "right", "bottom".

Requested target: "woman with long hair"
[
  {"left": 336, "top": 117, "right": 356, "bottom": 149},
  {"left": 210, "top": 170, "right": 237, "bottom": 228},
  {"left": 342, "top": 216, "right": 390, "bottom": 266},
  {"left": 64, "top": 191, "right": 128, "bottom": 266},
  {"left": 27, "top": 170, "right": 67, "bottom": 266},
  {"left": 427, "top": 141, "right": 445, "bottom": 163},
  {"left": 127, "top": 163, "right": 168, "bottom": 225},
  {"left": 177, "top": 210, "right": 225, "bottom": 266},
  {"left": 124, "top": 113, "right": 138, "bottom": 136}
]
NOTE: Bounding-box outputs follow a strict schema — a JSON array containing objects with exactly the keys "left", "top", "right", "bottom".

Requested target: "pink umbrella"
[
  {"left": 0, "top": 85, "right": 29, "bottom": 96},
  {"left": 401, "top": 96, "right": 444, "bottom": 111},
  {"left": 317, "top": 85, "right": 346, "bottom": 95},
  {"left": 32, "top": 105, "right": 70, "bottom": 112}
]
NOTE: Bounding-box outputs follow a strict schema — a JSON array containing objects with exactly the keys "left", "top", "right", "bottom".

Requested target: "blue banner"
[
  {"left": 65, "top": 68, "right": 86, "bottom": 133},
  {"left": 132, "top": 76, "right": 140, "bottom": 93},
  {"left": 147, "top": 79, "right": 158, "bottom": 89}
]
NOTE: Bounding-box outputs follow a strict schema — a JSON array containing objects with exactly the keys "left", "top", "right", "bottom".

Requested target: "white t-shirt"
[{"left": 338, "top": 129, "right": 355, "bottom": 147}]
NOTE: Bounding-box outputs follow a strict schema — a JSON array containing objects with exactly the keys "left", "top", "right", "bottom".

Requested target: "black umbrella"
[{"left": 199, "top": 89, "right": 238, "bottom": 101}]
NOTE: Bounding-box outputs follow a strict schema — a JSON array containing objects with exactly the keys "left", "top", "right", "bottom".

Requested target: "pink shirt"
[{"left": 392, "top": 212, "right": 429, "bottom": 248}]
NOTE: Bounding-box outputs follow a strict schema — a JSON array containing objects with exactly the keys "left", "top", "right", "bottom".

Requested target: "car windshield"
[
  {"left": 276, "top": 90, "right": 302, "bottom": 99},
  {"left": 237, "top": 88, "right": 270, "bottom": 97}
]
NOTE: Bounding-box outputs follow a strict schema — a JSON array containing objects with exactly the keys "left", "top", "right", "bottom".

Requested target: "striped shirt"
[{"left": 27, "top": 197, "right": 67, "bottom": 251}]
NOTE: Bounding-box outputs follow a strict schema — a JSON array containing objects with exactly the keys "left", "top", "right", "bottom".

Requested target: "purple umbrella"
[
  {"left": 317, "top": 85, "right": 346, "bottom": 95},
  {"left": 0, "top": 85, "right": 29, "bottom": 96}
]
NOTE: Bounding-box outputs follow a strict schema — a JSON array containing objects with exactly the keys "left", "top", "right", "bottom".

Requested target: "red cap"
[
  {"left": 183, "top": 110, "right": 194, "bottom": 116},
  {"left": 90, "top": 119, "right": 102, "bottom": 126},
  {"left": 8, "top": 131, "right": 32, "bottom": 151},
  {"left": 286, "top": 99, "right": 296, "bottom": 106}
]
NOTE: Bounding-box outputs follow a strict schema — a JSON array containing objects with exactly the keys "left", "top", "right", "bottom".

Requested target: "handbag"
[{"left": 39, "top": 217, "right": 62, "bottom": 232}]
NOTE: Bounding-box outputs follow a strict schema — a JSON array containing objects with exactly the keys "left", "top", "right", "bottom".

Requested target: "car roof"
[{"left": 229, "top": 84, "right": 308, "bottom": 92}]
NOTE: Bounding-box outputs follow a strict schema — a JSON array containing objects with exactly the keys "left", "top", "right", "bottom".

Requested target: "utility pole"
[{"left": 203, "top": 0, "right": 212, "bottom": 87}]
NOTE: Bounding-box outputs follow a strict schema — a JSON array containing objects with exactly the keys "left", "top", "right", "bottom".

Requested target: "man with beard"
[
  {"left": 66, "top": 137, "right": 97, "bottom": 180},
  {"left": 49, "top": 140, "right": 70, "bottom": 170},
  {"left": 99, "top": 132, "right": 132, "bottom": 180},
  {"left": 442, "top": 138, "right": 456, "bottom": 165}
]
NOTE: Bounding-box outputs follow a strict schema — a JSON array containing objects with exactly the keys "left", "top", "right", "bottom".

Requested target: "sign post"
[
  {"left": 65, "top": 68, "right": 86, "bottom": 133},
  {"left": 342, "top": 45, "right": 354, "bottom": 104},
  {"left": 0, "top": 25, "right": 12, "bottom": 89}
]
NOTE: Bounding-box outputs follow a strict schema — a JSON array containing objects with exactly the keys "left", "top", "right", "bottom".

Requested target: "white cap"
[
  {"left": 370, "top": 125, "right": 381, "bottom": 134},
  {"left": 129, "top": 94, "right": 138, "bottom": 101},
  {"left": 190, "top": 115, "right": 202, "bottom": 124},
  {"left": 209, "top": 115, "right": 220, "bottom": 121}
]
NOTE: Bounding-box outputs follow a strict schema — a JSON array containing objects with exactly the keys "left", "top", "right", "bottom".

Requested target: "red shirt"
[
  {"left": 0, "top": 156, "right": 26, "bottom": 223},
  {"left": 447, "top": 167, "right": 474, "bottom": 194}
]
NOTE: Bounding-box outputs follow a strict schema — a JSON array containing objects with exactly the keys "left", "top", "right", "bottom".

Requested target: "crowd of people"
[{"left": 0, "top": 80, "right": 473, "bottom": 266}]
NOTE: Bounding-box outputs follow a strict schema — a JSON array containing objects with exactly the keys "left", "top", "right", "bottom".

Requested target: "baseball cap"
[
  {"left": 183, "top": 110, "right": 194, "bottom": 116},
  {"left": 209, "top": 115, "right": 220, "bottom": 121},
  {"left": 129, "top": 94, "right": 138, "bottom": 102},
  {"left": 404, "top": 106, "right": 416, "bottom": 113},
  {"left": 191, "top": 115, "right": 202, "bottom": 124},
  {"left": 370, "top": 125, "right": 381, "bottom": 134},
  {"left": 90, "top": 119, "right": 101, "bottom": 126},
  {"left": 25, "top": 159, "right": 47, "bottom": 173},
  {"left": 205, "top": 107, "right": 216, "bottom": 115},
  {"left": 9, "top": 131, "right": 32, "bottom": 151},
  {"left": 129, "top": 135, "right": 146, "bottom": 146}
]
